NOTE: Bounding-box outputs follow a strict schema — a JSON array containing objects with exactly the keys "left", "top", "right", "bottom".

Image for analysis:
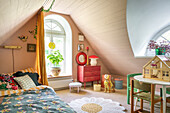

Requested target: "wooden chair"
[
  {"left": 131, "top": 80, "right": 163, "bottom": 113},
  {"left": 167, "top": 97, "right": 170, "bottom": 103},
  {"left": 160, "top": 87, "right": 170, "bottom": 97},
  {"left": 127, "top": 73, "right": 142, "bottom": 104}
]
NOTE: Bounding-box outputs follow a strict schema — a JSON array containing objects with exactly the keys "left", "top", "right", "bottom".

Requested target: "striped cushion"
[
  {"left": 2, "top": 68, "right": 36, "bottom": 76},
  {"left": 14, "top": 75, "right": 36, "bottom": 89},
  {"left": 20, "top": 68, "right": 36, "bottom": 73}
]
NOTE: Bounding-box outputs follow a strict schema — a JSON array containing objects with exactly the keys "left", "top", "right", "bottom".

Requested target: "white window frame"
[
  {"left": 44, "top": 14, "right": 72, "bottom": 76},
  {"left": 145, "top": 26, "right": 170, "bottom": 57}
]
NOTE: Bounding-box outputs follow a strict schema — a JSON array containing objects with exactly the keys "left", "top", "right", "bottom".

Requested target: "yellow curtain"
[{"left": 36, "top": 11, "right": 48, "bottom": 85}]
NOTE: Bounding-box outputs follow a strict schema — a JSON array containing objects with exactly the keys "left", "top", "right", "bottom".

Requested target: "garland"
[
  {"left": 33, "top": 0, "right": 55, "bottom": 39},
  {"left": 42, "top": 0, "right": 55, "bottom": 12}
]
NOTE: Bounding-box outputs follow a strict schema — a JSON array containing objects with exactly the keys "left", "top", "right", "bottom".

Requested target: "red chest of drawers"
[{"left": 77, "top": 65, "right": 101, "bottom": 88}]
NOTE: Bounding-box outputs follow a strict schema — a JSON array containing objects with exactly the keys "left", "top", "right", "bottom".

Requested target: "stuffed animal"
[{"left": 104, "top": 74, "right": 115, "bottom": 93}]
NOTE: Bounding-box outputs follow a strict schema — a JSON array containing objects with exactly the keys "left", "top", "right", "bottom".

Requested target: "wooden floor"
[{"left": 55, "top": 86, "right": 170, "bottom": 113}]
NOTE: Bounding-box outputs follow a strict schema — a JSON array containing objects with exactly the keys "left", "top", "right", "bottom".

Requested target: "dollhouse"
[{"left": 143, "top": 55, "right": 170, "bottom": 82}]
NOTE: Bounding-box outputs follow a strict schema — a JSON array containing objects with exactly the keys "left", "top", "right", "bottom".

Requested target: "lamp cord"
[{"left": 12, "top": 49, "right": 14, "bottom": 72}]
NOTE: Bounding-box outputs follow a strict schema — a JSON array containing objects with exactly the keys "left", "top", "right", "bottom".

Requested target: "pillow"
[
  {"left": 13, "top": 71, "right": 39, "bottom": 86},
  {"left": 20, "top": 68, "right": 36, "bottom": 73},
  {"left": 14, "top": 75, "right": 36, "bottom": 89},
  {"left": 26, "top": 73, "right": 39, "bottom": 86}
]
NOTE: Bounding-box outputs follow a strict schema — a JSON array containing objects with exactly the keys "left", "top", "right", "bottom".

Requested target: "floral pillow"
[{"left": 0, "top": 74, "right": 18, "bottom": 90}]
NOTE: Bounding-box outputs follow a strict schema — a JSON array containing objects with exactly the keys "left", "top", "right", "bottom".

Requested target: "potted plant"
[
  {"left": 147, "top": 40, "right": 170, "bottom": 55},
  {"left": 47, "top": 50, "right": 64, "bottom": 77}
]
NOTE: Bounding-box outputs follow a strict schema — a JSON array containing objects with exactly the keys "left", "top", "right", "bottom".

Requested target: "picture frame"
[
  {"left": 78, "top": 34, "right": 84, "bottom": 42},
  {"left": 76, "top": 52, "right": 87, "bottom": 65},
  {"left": 27, "top": 44, "right": 36, "bottom": 52},
  {"left": 78, "top": 44, "right": 84, "bottom": 51}
]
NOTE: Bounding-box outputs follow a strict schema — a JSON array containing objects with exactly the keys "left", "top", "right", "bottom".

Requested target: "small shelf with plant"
[{"left": 47, "top": 50, "right": 64, "bottom": 77}]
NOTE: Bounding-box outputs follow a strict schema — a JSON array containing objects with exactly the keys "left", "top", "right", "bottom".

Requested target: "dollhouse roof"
[
  {"left": 157, "top": 55, "right": 169, "bottom": 61},
  {"left": 143, "top": 55, "right": 170, "bottom": 68}
]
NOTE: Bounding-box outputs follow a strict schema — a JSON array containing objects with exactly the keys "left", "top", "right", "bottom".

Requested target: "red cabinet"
[{"left": 77, "top": 65, "right": 101, "bottom": 88}]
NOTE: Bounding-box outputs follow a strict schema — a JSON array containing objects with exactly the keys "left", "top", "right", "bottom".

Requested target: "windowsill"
[
  {"left": 48, "top": 75, "right": 72, "bottom": 81},
  {"left": 134, "top": 56, "right": 154, "bottom": 58},
  {"left": 134, "top": 55, "right": 170, "bottom": 58}
]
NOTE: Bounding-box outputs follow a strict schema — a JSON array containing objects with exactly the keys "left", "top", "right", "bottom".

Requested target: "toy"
[
  {"left": 104, "top": 74, "right": 115, "bottom": 93},
  {"left": 143, "top": 55, "right": 170, "bottom": 82}
]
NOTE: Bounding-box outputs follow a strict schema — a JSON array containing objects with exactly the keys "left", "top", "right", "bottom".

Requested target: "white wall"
[{"left": 126, "top": 0, "right": 170, "bottom": 57}]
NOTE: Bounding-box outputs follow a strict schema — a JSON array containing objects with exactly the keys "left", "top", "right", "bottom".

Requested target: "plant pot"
[
  {"left": 155, "top": 48, "right": 165, "bottom": 55},
  {"left": 51, "top": 67, "right": 61, "bottom": 77}
]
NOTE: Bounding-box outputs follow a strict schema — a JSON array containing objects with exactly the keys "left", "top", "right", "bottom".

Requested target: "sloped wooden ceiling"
[
  {"left": 0, "top": 0, "right": 45, "bottom": 45},
  {"left": 47, "top": 0, "right": 149, "bottom": 76},
  {"left": 0, "top": 0, "right": 149, "bottom": 76}
]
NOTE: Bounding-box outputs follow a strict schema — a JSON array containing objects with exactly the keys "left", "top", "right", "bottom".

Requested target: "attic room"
[{"left": 0, "top": 0, "right": 170, "bottom": 113}]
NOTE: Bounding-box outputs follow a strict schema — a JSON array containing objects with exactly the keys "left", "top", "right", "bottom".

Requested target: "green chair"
[{"left": 127, "top": 73, "right": 142, "bottom": 104}]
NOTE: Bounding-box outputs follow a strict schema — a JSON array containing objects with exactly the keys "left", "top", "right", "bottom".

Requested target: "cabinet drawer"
[
  {"left": 84, "top": 71, "right": 100, "bottom": 77},
  {"left": 84, "top": 66, "right": 100, "bottom": 72},
  {"left": 84, "top": 76, "right": 100, "bottom": 82}
]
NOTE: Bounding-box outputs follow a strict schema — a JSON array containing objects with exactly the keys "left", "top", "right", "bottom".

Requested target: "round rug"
[{"left": 68, "top": 97, "right": 125, "bottom": 113}]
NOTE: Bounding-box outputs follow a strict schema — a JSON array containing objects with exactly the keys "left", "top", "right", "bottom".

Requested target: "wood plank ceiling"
[
  {"left": 0, "top": 0, "right": 45, "bottom": 45},
  {"left": 0, "top": 0, "right": 149, "bottom": 76},
  {"left": 47, "top": 0, "right": 149, "bottom": 75}
]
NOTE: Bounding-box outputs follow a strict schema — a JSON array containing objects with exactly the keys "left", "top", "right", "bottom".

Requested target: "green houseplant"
[{"left": 47, "top": 50, "right": 64, "bottom": 76}]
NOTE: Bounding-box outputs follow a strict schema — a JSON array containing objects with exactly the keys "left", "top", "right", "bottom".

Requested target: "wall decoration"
[
  {"left": 78, "top": 33, "right": 84, "bottom": 42},
  {"left": 78, "top": 44, "right": 84, "bottom": 51},
  {"left": 48, "top": 42, "right": 55, "bottom": 49},
  {"left": 27, "top": 44, "right": 36, "bottom": 52},
  {"left": 29, "top": 25, "right": 37, "bottom": 40},
  {"left": 76, "top": 52, "right": 87, "bottom": 65},
  {"left": 18, "top": 35, "right": 28, "bottom": 42}
]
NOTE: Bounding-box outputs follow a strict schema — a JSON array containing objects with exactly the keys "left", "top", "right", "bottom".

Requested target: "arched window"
[
  {"left": 146, "top": 27, "right": 170, "bottom": 57},
  {"left": 44, "top": 14, "right": 72, "bottom": 77}
]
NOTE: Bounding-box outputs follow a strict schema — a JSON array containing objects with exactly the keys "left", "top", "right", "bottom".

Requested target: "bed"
[
  {"left": 0, "top": 86, "right": 76, "bottom": 113},
  {"left": 0, "top": 68, "right": 76, "bottom": 113}
]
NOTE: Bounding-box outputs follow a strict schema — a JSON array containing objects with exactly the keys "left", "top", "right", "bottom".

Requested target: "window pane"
[
  {"left": 53, "top": 26, "right": 62, "bottom": 31},
  {"left": 53, "top": 37, "right": 65, "bottom": 74},
  {"left": 44, "top": 16, "right": 71, "bottom": 77},
  {"left": 45, "top": 36, "right": 65, "bottom": 75},
  {"left": 146, "top": 30, "right": 170, "bottom": 57},
  {"left": 162, "top": 30, "right": 170, "bottom": 41}
]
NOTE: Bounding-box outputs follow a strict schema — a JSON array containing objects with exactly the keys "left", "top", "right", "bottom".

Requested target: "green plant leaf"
[{"left": 47, "top": 50, "right": 64, "bottom": 66}]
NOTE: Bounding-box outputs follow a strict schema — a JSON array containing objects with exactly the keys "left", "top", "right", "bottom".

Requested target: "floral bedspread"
[{"left": 0, "top": 87, "right": 76, "bottom": 113}]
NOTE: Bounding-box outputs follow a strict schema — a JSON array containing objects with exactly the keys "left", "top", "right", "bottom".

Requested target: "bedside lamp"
[{"left": 89, "top": 55, "right": 99, "bottom": 66}]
